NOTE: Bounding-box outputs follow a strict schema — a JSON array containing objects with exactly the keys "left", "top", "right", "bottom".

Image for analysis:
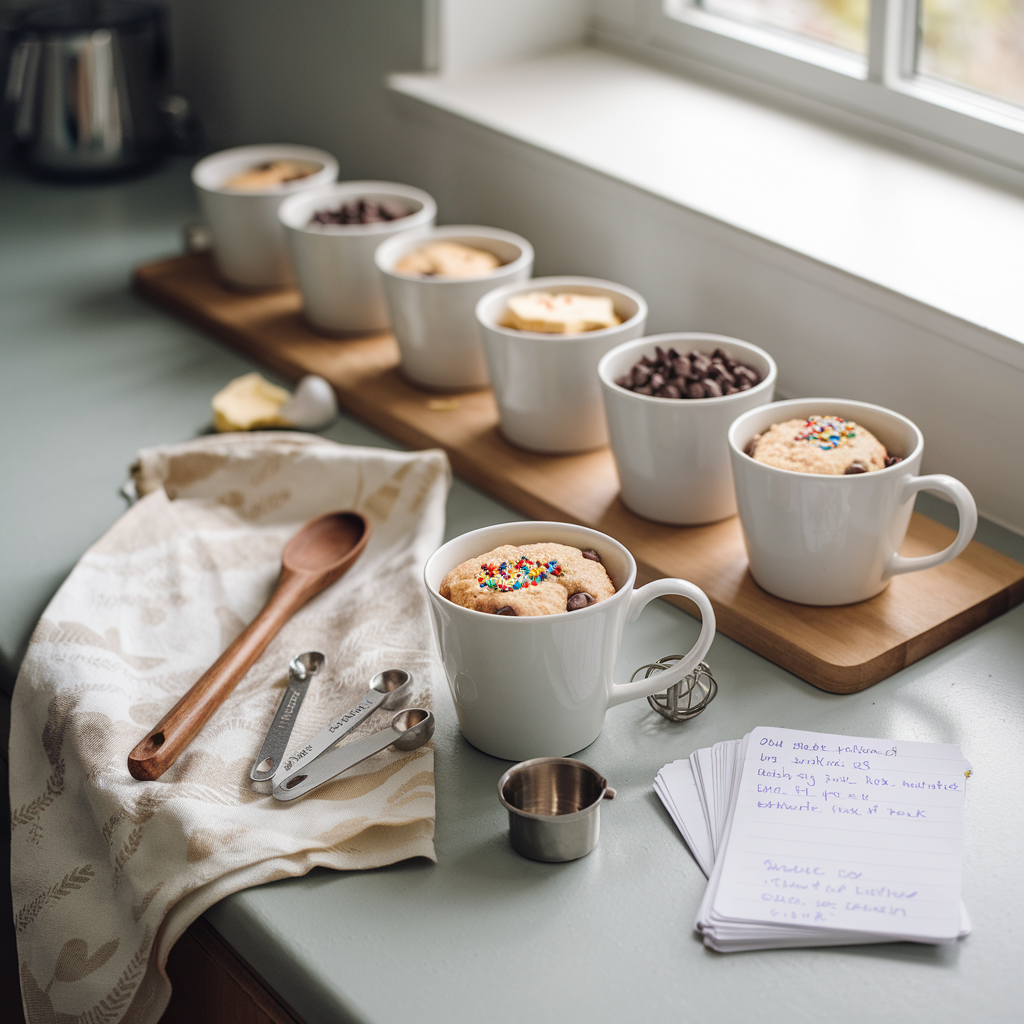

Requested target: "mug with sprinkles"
[{"left": 727, "top": 398, "right": 978, "bottom": 605}]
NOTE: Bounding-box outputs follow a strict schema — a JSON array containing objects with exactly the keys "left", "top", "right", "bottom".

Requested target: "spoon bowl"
[
  {"left": 391, "top": 707, "right": 435, "bottom": 749},
  {"left": 371, "top": 668, "right": 413, "bottom": 709}
]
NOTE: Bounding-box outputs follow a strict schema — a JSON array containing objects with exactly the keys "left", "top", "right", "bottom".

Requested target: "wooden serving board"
[{"left": 135, "top": 252, "right": 1024, "bottom": 694}]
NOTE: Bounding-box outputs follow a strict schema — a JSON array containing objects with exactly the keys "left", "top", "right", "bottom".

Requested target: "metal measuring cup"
[{"left": 498, "top": 758, "right": 615, "bottom": 863}]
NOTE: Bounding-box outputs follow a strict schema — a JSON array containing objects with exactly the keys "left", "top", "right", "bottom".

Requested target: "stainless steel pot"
[{"left": 6, "top": 0, "right": 169, "bottom": 176}]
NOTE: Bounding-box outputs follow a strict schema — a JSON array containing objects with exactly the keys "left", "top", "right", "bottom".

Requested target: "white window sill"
[{"left": 390, "top": 47, "right": 1024, "bottom": 368}]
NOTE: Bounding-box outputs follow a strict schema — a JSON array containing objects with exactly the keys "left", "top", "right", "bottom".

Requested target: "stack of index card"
[{"left": 654, "top": 726, "right": 972, "bottom": 952}]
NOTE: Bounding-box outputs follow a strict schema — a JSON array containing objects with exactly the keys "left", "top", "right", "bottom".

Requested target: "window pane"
[
  {"left": 918, "top": 0, "right": 1024, "bottom": 106},
  {"left": 697, "top": 0, "right": 869, "bottom": 54}
]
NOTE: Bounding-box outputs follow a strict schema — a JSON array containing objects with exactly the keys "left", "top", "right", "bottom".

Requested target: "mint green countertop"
[{"left": 3, "top": 160, "right": 1023, "bottom": 1024}]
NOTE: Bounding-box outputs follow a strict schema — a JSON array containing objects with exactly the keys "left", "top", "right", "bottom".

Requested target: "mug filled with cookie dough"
[
  {"left": 375, "top": 226, "right": 534, "bottom": 391},
  {"left": 475, "top": 277, "right": 648, "bottom": 453},
  {"left": 424, "top": 521, "right": 716, "bottom": 761},
  {"left": 278, "top": 181, "right": 437, "bottom": 334},
  {"left": 192, "top": 144, "right": 339, "bottom": 290},
  {"left": 728, "top": 398, "right": 978, "bottom": 605},
  {"left": 598, "top": 333, "right": 776, "bottom": 524}
]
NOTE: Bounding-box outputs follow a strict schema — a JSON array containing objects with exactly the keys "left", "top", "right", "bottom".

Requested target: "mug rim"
[
  {"left": 277, "top": 180, "right": 438, "bottom": 236},
  {"left": 497, "top": 757, "right": 610, "bottom": 822},
  {"left": 423, "top": 520, "right": 637, "bottom": 622},
  {"left": 191, "top": 144, "right": 338, "bottom": 196},
  {"left": 374, "top": 224, "right": 535, "bottom": 284},
  {"left": 727, "top": 397, "right": 924, "bottom": 479},
  {"left": 474, "top": 275, "right": 648, "bottom": 342},
  {"left": 598, "top": 332, "right": 778, "bottom": 407}
]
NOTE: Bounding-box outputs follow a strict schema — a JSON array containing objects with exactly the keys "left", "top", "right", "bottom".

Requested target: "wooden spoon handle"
[{"left": 127, "top": 569, "right": 315, "bottom": 781}]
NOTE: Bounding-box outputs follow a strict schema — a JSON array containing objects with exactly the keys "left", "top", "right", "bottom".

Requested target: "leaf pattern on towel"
[
  {"left": 11, "top": 693, "right": 77, "bottom": 842},
  {"left": 15, "top": 865, "right": 96, "bottom": 935},
  {"left": 30, "top": 621, "right": 165, "bottom": 671}
]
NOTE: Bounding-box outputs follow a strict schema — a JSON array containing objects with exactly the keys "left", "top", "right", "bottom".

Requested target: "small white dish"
[
  {"left": 375, "top": 226, "right": 534, "bottom": 392},
  {"left": 475, "top": 276, "right": 648, "bottom": 454},
  {"left": 278, "top": 181, "right": 436, "bottom": 335},
  {"left": 598, "top": 333, "right": 776, "bottom": 524},
  {"left": 192, "top": 144, "right": 338, "bottom": 291}
]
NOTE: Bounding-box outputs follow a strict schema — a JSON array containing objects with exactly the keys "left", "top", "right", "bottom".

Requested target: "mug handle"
[
  {"left": 884, "top": 474, "right": 978, "bottom": 579},
  {"left": 607, "top": 579, "right": 716, "bottom": 708}
]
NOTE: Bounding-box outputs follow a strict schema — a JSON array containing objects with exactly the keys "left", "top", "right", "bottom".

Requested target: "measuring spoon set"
[{"left": 251, "top": 651, "right": 433, "bottom": 801}]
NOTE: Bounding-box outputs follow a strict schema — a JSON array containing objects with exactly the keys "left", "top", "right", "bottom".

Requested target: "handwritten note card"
[
  {"left": 655, "top": 726, "right": 971, "bottom": 951},
  {"left": 711, "top": 726, "right": 969, "bottom": 942}
]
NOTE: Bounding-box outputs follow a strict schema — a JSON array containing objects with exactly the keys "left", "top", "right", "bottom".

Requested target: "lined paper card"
[{"left": 709, "top": 726, "right": 969, "bottom": 943}]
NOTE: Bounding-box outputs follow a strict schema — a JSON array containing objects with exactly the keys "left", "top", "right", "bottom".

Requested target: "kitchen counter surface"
[{"left": 3, "top": 160, "right": 1023, "bottom": 1024}]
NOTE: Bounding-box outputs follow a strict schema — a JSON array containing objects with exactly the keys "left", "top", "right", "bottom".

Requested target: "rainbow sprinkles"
[
  {"left": 794, "top": 416, "right": 857, "bottom": 450},
  {"left": 478, "top": 557, "right": 562, "bottom": 593}
]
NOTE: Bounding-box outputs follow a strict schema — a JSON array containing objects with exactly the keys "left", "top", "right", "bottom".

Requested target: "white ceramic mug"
[
  {"left": 728, "top": 398, "right": 978, "bottom": 605},
  {"left": 192, "top": 144, "right": 338, "bottom": 290},
  {"left": 598, "top": 333, "right": 777, "bottom": 524},
  {"left": 424, "top": 521, "right": 716, "bottom": 761},
  {"left": 278, "top": 181, "right": 437, "bottom": 334},
  {"left": 375, "top": 225, "right": 534, "bottom": 391},
  {"left": 475, "top": 277, "right": 648, "bottom": 453}
]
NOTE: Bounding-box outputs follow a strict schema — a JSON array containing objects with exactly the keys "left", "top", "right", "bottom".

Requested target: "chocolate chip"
[
  {"left": 566, "top": 593, "right": 596, "bottom": 611},
  {"left": 844, "top": 461, "right": 869, "bottom": 474},
  {"left": 884, "top": 455, "right": 904, "bottom": 468},
  {"left": 744, "top": 437, "right": 759, "bottom": 458},
  {"left": 616, "top": 349, "right": 761, "bottom": 401},
  {"left": 310, "top": 198, "right": 411, "bottom": 227},
  {"left": 495, "top": 606, "right": 517, "bottom": 615},
  {"left": 581, "top": 548, "right": 602, "bottom": 563}
]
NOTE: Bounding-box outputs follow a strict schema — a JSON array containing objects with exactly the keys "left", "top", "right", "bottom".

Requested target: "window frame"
[{"left": 638, "top": 0, "right": 1024, "bottom": 178}]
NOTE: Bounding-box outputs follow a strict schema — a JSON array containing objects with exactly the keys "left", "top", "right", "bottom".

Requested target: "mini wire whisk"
[{"left": 633, "top": 656, "right": 718, "bottom": 722}]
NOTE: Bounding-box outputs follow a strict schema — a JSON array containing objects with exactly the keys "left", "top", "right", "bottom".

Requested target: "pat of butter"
[
  {"left": 212, "top": 372, "right": 291, "bottom": 432},
  {"left": 504, "top": 292, "right": 620, "bottom": 334}
]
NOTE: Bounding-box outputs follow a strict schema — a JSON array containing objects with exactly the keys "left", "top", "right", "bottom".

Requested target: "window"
[{"left": 636, "top": 0, "right": 1024, "bottom": 176}]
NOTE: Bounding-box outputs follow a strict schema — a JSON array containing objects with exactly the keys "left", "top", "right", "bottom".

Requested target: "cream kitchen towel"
[{"left": 10, "top": 432, "right": 452, "bottom": 1024}]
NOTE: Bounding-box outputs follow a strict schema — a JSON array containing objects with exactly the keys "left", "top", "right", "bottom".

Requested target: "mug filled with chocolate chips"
[
  {"left": 192, "top": 144, "right": 339, "bottom": 290},
  {"left": 277, "top": 180, "right": 437, "bottom": 334},
  {"left": 598, "top": 334, "right": 776, "bottom": 524},
  {"left": 375, "top": 225, "right": 534, "bottom": 392},
  {"left": 728, "top": 398, "right": 978, "bottom": 605},
  {"left": 423, "top": 521, "right": 716, "bottom": 761}
]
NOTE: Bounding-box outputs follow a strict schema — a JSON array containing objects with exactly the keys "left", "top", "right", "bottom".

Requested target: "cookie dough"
[
  {"left": 747, "top": 416, "right": 889, "bottom": 475},
  {"left": 223, "top": 160, "right": 320, "bottom": 191},
  {"left": 504, "top": 292, "right": 621, "bottom": 334},
  {"left": 440, "top": 543, "right": 615, "bottom": 616},
  {"left": 394, "top": 241, "right": 501, "bottom": 278}
]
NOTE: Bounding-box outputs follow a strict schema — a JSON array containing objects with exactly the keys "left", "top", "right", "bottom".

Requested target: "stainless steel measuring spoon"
[
  {"left": 250, "top": 652, "right": 325, "bottom": 782},
  {"left": 272, "top": 708, "right": 434, "bottom": 801},
  {"left": 274, "top": 668, "right": 413, "bottom": 783}
]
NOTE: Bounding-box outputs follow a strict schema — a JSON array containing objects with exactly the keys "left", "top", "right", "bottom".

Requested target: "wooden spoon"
[{"left": 127, "top": 510, "right": 371, "bottom": 781}]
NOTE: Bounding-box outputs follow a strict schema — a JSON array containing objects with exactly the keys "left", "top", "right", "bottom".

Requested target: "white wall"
[{"left": 165, "top": 0, "right": 425, "bottom": 181}]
